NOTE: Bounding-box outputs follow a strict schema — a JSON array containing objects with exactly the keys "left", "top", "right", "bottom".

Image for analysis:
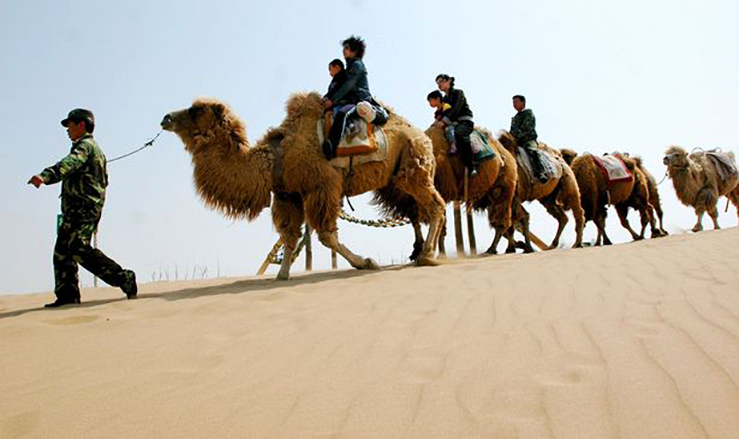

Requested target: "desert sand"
[{"left": 1, "top": 228, "right": 739, "bottom": 439}]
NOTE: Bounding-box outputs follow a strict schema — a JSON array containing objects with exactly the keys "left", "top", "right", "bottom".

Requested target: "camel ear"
[{"left": 212, "top": 103, "right": 225, "bottom": 121}]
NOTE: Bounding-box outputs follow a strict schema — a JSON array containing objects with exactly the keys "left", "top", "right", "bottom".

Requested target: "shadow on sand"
[{"left": 0, "top": 264, "right": 413, "bottom": 320}]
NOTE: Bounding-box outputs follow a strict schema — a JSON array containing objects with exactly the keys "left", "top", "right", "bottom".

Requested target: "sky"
[{"left": 1, "top": 0, "right": 738, "bottom": 295}]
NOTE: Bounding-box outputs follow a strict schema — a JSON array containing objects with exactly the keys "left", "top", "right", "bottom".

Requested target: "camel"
[
  {"left": 496, "top": 131, "right": 584, "bottom": 251},
  {"left": 161, "top": 94, "right": 446, "bottom": 280},
  {"left": 372, "top": 126, "right": 519, "bottom": 257},
  {"left": 561, "top": 150, "right": 650, "bottom": 245},
  {"left": 616, "top": 155, "right": 668, "bottom": 238},
  {"left": 663, "top": 146, "right": 739, "bottom": 232}
]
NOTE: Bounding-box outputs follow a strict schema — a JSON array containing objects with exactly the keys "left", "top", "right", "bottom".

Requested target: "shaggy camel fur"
[
  {"left": 161, "top": 94, "right": 445, "bottom": 280},
  {"left": 663, "top": 146, "right": 739, "bottom": 232},
  {"left": 373, "top": 126, "right": 518, "bottom": 257},
  {"left": 561, "top": 151, "right": 649, "bottom": 245},
  {"left": 497, "top": 131, "right": 584, "bottom": 251}
]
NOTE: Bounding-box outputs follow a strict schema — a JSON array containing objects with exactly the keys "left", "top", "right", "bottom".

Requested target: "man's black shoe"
[
  {"left": 44, "top": 298, "right": 81, "bottom": 308},
  {"left": 122, "top": 270, "right": 137, "bottom": 300}
]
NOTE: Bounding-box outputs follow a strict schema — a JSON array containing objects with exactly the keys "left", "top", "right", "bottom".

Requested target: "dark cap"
[{"left": 61, "top": 108, "right": 95, "bottom": 127}]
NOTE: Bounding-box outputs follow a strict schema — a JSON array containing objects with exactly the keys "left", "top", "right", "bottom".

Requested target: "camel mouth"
[{"left": 160, "top": 114, "right": 174, "bottom": 131}]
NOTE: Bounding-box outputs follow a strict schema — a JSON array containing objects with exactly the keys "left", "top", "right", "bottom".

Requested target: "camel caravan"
[{"left": 160, "top": 36, "right": 739, "bottom": 280}]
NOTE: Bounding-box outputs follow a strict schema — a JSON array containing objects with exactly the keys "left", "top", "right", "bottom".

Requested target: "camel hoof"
[
  {"left": 572, "top": 243, "right": 584, "bottom": 249},
  {"left": 409, "top": 244, "right": 423, "bottom": 262},
  {"left": 363, "top": 258, "right": 381, "bottom": 270},
  {"left": 415, "top": 257, "right": 440, "bottom": 267},
  {"left": 275, "top": 272, "right": 290, "bottom": 281},
  {"left": 633, "top": 236, "right": 644, "bottom": 241},
  {"left": 485, "top": 248, "right": 498, "bottom": 255}
]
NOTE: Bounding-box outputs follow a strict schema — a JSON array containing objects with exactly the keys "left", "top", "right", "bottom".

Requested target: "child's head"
[
  {"left": 328, "top": 59, "right": 344, "bottom": 77},
  {"left": 427, "top": 90, "right": 443, "bottom": 109}
]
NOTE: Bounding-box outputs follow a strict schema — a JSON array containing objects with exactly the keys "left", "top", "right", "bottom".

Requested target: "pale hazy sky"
[{"left": 2, "top": 0, "right": 738, "bottom": 294}]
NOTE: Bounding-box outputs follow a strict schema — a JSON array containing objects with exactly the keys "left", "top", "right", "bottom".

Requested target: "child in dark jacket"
[
  {"left": 427, "top": 90, "right": 458, "bottom": 154},
  {"left": 323, "top": 59, "right": 346, "bottom": 108}
]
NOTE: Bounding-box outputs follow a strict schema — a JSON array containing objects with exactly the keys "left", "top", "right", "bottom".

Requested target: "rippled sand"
[{"left": 2, "top": 228, "right": 739, "bottom": 438}]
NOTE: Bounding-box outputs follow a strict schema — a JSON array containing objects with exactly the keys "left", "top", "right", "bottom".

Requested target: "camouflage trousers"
[
  {"left": 523, "top": 140, "right": 546, "bottom": 176},
  {"left": 53, "top": 217, "right": 128, "bottom": 301}
]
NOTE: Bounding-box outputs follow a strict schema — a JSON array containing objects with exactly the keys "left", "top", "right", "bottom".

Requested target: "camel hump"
[{"left": 705, "top": 151, "right": 739, "bottom": 180}]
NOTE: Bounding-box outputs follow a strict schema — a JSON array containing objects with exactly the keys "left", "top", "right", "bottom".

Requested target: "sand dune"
[{"left": 2, "top": 228, "right": 739, "bottom": 438}]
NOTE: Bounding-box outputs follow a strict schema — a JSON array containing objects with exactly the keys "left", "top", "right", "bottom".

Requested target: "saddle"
[
  {"left": 516, "top": 145, "right": 562, "bottom": 182},
  {"left": 592, "top": 154, "right": 633, "bottom": 188},
  {"left": 317, "top": 112, "right": 388, "bottom": 169},
  {"left": 705, "top": 150, "right": 738, "bottom": 181}
]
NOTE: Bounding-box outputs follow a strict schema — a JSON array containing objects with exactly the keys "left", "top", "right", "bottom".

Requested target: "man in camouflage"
[
  {"left": 511, "top": 95, "right": 548, "bottom": 183},
  {"left": 28, "top": 108, "right": 137, "bottom": 308}
]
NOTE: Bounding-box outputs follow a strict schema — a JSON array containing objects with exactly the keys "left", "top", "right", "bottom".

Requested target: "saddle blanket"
[
  {"left": 470, "top": 130, "right": 496, "bottom": 163},
  {"left": 705, "top": 151, "right": 738, "bottom": 181},
  {"left": 593, "top": 154, "right": 633, "bottom": 186},
  {"left": 517, "top": 146, "right": 562, "bottom": 181},
  {"left": 317, "top": 116, "right": 388, "bottom": 169}
]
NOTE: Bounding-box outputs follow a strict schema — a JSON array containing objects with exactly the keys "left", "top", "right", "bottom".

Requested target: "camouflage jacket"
[
  {"left": 40, "top": 133, "right": 108, "bottom": 222},
  {"left": 510, "top": 109, "right": 538, "bottom": 146}
]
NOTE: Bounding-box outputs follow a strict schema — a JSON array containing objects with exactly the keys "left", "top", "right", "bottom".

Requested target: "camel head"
[
  {"left": 161, "top": 98, "right": 248, "bottom": 154},
  {"left": 663, "top": 146, "right": 689, "bottom": 169},
  {"left": 497, "top": 130, "right": 517, "bottom": 153},
  {"left": 559, "top": 148, "right": 578, "bottom": 166}
]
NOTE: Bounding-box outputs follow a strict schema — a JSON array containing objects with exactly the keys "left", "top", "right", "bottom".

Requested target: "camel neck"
[{"left": 190, "top": 141, "right": 273, "bottom": 221}]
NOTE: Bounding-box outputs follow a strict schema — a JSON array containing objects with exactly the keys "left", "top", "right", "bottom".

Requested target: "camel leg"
[
  {"left": 653, "top": 203, "right": 668, "bottom": 236},
  {"left": 560, "top": 177, "right": 585, "bottom": 249},
  {"left": 615, "top": 204, "right": 641, "bottom": 241},
  {"left": 541, "top": 199, "right": 568, "bottom": 249},
  {"left": 272, "top": 194, "right": 305, "bottom": 281},
  {"left": 728, "top": 190, "right": 739, "bottom": 221},
  {"left": 693, "top": 210, "right": 705, "bottom": 232},
  {"left": 647, "top": 203, "right": 665, "bottom": 237},
  {"left": 708, "top": 205, "right": 721, "bottom": 230},
  {"left": 409, "top": 216, "right": 425, "bottom": 261},
  {"left": 316, "top": 229, "right": 379, "bottom": 270},
  {"left": 486, "top": 227, "right": 504, "bottom": 255},
  {"left": 304, "top": 190, "right": 378, "bottom": 271},
  {"left": 437, "top": 213, "right": 448, "bottom": 258},
  {"left": 595, "top": 206, "right": 612, "bottom": 246},
  {"left": 394, "top": 166, "right": 445, "bottom": 266},
  {"left": 513, "top": 205, "right": 534, "bottom": 253},
  {"left": 638, "top": 206, "right": 651, "bottom": 239}
]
